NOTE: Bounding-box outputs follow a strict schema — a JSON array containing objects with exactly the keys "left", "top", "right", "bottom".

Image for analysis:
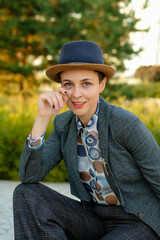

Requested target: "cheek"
[
  {"left": 66, "top": 99, "right": 73, "bottom": 110},
  {"left": 86, "top": 89, "right": 100, "bottom": 97}
]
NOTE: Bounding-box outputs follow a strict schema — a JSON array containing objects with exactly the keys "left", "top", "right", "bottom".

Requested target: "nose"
[{"left": 72, "top": 86, "right": 82, "bottom": 98}]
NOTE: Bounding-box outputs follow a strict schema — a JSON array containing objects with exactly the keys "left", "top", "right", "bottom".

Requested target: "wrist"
[
  {"left": 36, "top": 113, "right": 52, "bottom": 122},
  {"left": 27, "top": 131, "right": 45, "bottom": 148},
  {"left": 31, "top": 115, "right": 51, "bottom": 139}
]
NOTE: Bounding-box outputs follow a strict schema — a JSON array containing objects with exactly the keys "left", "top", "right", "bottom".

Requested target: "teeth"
[{"left": 74, "top": 103, "right": 84, "bottom": 105}]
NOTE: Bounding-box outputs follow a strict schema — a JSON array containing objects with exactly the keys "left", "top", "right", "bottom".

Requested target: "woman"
[{"left": 13, "top": 41, "right": 160, "bottom": 239}]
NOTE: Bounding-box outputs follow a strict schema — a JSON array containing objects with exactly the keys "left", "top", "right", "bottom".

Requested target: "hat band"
[{"left": 64, "top": 62, "right": 92, "bottom": 64}]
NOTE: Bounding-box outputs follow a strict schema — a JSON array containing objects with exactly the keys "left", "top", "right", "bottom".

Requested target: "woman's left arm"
[{"left": 122, "top": 117, "right": 160, "bottom": 199}]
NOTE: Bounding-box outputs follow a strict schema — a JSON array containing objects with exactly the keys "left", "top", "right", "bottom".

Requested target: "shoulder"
[
  {"left": 99, "top": 96, "right": 139, "bottom": 123},
  {"left": 109, "top": 104, "right": 142, "bottom": 141},
  {"left": 99, "top": 97, "right": 140, "bottom": 136},
  {"left": 110, "top": 104, "right": 139, "bottom": 124}
]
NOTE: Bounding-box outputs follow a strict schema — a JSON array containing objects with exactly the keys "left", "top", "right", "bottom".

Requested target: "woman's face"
[{"left": 61, "top": 69, "right": 106, "bottom": 126}]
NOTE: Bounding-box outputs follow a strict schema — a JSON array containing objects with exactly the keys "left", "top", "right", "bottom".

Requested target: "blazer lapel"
[
  {"left": 98, "top": 97, "right": 110, "bottom": 164},
  {"left": 98, "top": 98, "right": 124, "bottom": 203},
  {"left": 65, "top": 115, "right": 78, "bottom": 171},
  {"left": 65, "top": 114, "right": 91, "bottom": 201}
]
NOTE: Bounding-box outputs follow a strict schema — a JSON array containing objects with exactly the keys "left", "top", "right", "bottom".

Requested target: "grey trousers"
[{"left": 13, "top": 183, "right": 159, "bottom": 240}]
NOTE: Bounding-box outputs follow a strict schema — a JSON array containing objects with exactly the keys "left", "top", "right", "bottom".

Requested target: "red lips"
[{"left": 72, "top": 101, "right": 86, "bottom": 108}]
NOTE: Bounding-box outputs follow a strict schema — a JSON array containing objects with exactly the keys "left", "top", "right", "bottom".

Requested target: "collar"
[{"left": 76, "top": 99, "right": 99, "bottom": 135}]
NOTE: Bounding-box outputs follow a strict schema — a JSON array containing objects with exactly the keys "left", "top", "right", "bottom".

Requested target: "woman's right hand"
[
  {"left": 37, "top": 87, "right": 68, "bottom": 120},
  {"left": 30, "top": 88, "right": 68, "bottom": 139}
]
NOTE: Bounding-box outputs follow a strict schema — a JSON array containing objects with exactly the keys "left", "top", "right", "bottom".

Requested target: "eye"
[
  {"left": 83, "top": 82, "right": 90, "bottom": 86},
  {"left": 64, "top": 82, "right": 72, "bottom": 87}
]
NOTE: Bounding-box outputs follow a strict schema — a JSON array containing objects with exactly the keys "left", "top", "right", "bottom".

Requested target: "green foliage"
[
  {"left": 0, "top": 89, "right": 160, "bottom": 181},
  {"left": 101, "top": 82, "right": 160, "bottom": 100},
  {"left": 0, "top": 0, "right": 147, "bottom": 94},
  {"left": 44, "top": 160, "right": 68, "bottom": 182},
  {"left": 0, "top": 95, "right": 69, "bottom": 181},
  {"left": 135, "top": 65, "right": 160, "bottom": 82},
  {"left": 0, "top": 96, "right": 38, "bottom": 179}
]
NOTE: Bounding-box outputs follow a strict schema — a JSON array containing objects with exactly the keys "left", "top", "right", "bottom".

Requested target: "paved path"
[{"left": 0, "top": 181, "right": 76, "bottom": 240}]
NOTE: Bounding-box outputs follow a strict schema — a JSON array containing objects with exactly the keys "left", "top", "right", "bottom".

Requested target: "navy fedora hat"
[{"left": 45, "top": 40, "right": 115, "bottom": 82}]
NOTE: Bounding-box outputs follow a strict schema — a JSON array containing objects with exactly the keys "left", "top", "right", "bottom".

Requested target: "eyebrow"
[{"left": 61, "top": 78, "right": 93, "bottom": 83}]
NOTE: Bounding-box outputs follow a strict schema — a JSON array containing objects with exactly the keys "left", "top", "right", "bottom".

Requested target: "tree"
[
  {"left": 0, "top": 0, "right": 148, "bottom": 94},
  {"left": 0, "top": 0, "right": 55, "bottom": 94}
]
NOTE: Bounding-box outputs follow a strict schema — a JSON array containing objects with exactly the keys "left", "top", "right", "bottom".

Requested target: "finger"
[
  {"left": 56, "top": 87, "right": 68, "bottom": 96},
  {"left": 50, "top": 94, "right": 64, "bottom": 111},
  {"left": 62, "top": 93, "right": 69, "bottom": 105},
  {"left": 40, "top": 91, "right": 67, "bottom": 111},
  {"left": 40, "top": 92, "right": 59, "bottom": 110},
  {"left": 55, "top": 88, "right": 68, "bottom": 107},
  {"left": 51, "top": 93, "right": 64, "bottom": 110},
  {"left": 44, "top": 95, "right": 57, "bottom": 109}
]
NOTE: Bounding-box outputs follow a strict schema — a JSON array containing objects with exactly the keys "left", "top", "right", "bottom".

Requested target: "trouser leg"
[
  {"left": 93, "top": 205, "right": 159, "bottom": 240},
  {"left": 100, "top": 221, "right": 159, "bottom": 240},
  {"left": 13, "top": 183, "right": 104, "bottom": 240}
]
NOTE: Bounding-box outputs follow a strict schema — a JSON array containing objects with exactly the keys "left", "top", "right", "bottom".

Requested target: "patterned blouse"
[
  {"left": 27, "top": 101, "right": 119, "bottom": 205},
  {"left": 76, "top": 100, "right": 119, "bottom": 205}
]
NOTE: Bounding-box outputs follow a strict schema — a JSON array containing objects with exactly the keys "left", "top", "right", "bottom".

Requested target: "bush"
[
  {"left": 0, "top": 96, "right": 36, "bottom": 180},
  {"left": 0, "top": 93, "right": 160, "bottom": 181},
  {"left": 0, "top": 95, "right": 69, "bottom": 181},
  {"left": 135, "top": 65, "right": 160, "bottom": 82},
  {"left": 101, "top": 82, "right": 160, "bottom": 100}
]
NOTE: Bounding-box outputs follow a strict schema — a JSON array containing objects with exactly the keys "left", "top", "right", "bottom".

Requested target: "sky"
[{"left": 124, "top": 0, "right": 160, "bottom": 76}]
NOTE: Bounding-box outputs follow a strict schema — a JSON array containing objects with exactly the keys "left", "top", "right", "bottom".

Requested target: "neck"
[
  {"left": 77, "top": 100, "right": 99, "bottom": 127},
  {"left": 78, "top": 111, "right": 95, "bottom": 128}
]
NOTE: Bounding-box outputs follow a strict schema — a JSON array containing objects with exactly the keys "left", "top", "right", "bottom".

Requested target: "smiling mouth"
[{"left": 72, "top": 102, "right": 86, "bottom": 108}]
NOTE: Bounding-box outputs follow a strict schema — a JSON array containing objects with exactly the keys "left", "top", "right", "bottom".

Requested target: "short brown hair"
[{"left": 95, "top": 71, "right": 106, "bottom": 82}]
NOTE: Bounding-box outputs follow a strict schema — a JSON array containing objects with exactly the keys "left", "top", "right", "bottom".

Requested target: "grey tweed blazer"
[{"left": 19, "top": 96, "right": 160, "bottom": 236}]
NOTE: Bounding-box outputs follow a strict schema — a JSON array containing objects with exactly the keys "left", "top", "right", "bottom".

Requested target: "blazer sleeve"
[
  {"left": 114, "top": 112, "right": 160, "bottom": 200},
  {"left": 19, "top": 116, "right": 63, "bottom": 183}
]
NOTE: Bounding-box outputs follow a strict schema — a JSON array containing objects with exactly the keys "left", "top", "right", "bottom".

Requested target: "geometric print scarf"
[{"left": 77, "top": 101, "right": 119, "bottom": 205}]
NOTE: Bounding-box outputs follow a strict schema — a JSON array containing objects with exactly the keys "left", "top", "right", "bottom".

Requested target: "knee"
[
  {"left": 13, "top": 183, "right": 39, "bottom": 202},
  {"left": 13, "top": 183, "right": 25, "bottom": 197},
  {"left": 14, "top": 182, "right": 36, "bottom": 193}
]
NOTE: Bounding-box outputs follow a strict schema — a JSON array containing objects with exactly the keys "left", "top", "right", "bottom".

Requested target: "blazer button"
[{"left": 139, "top": 213, "right": 144, "bottom": 219}]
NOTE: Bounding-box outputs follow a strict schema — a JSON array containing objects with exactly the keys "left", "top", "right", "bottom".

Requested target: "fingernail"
[
  {"left": 64, "top": 91, "right": 67, "bottom": 94},
  {"left": 52, "top": 105, "right": 55, "bottom": 108}
]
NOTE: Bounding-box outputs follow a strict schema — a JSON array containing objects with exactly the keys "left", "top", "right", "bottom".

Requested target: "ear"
[{"left": 99, "top": 77, "right": 107, "bottom": 93}]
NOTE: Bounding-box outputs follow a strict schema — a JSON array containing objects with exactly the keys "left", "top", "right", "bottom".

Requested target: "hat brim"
[{"left": 45, "top": 63, "right": 115, "bottom": 82}]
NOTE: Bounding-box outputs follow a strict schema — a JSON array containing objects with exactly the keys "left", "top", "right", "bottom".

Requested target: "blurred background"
[{"left": 0, "top": 0, "right": 160, "bottom": 182}]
